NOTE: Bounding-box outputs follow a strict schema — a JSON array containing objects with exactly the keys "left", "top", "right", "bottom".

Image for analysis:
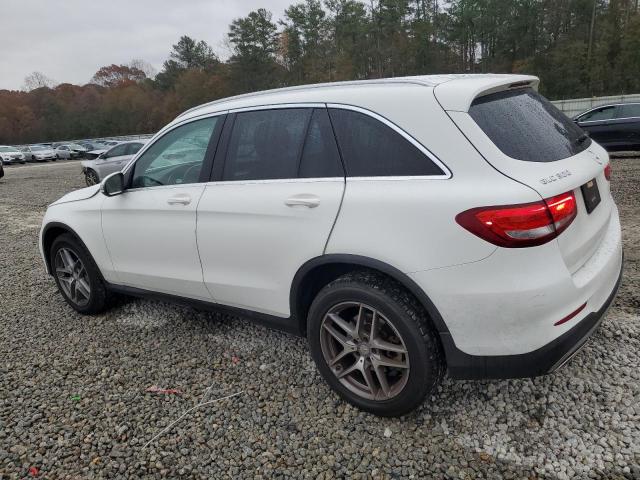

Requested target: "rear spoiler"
[{"left": 434, "top": 75, "right": 540, "bottom": 113}]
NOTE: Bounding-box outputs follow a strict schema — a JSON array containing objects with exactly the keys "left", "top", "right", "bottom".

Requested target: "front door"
[{"left": 101, "top": 115, "right": 223, "bottom": 300}]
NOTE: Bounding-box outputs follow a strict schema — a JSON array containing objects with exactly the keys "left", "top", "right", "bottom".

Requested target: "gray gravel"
[{"left": 0, "top": 159, "right": 638, "bottom": 479}]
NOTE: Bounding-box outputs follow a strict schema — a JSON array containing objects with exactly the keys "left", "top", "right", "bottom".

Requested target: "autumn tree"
[{"left": 91, "top": 64, "right": 147, "bottom": 87}]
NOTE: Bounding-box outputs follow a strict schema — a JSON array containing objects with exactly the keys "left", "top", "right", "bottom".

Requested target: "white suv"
[{"left": 40, "top": 75, "right": 623, "bottom": 416}]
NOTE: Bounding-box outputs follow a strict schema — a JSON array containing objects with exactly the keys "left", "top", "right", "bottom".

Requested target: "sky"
[{"left": 0, "top": 0, "right": 293, "bottom": 91}]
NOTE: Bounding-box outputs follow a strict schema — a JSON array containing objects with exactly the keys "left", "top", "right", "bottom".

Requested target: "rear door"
[
  {"left": 196, "top": 106, "right": 345, "bottom": 317},
  {"left": 442, "top": 87, "right": 613, "bottom": 275},
  {"left": 616, "top": 104, "right": 640, "bottom": 148}
]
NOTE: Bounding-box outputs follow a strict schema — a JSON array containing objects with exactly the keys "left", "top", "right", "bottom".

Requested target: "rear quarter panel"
[{"left": 325, "top": 87, "right": 541, "bottom": 273}]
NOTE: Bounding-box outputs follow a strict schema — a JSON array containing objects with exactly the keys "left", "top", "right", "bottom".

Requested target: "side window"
[
  {"left": 132, "top": 116, "right": 218, "bottom": 188},
  {"left": 125, "top": 142, "right": 143, "bottom": 155},
  {"left": 619, "top": 104, "right": 640, "bottom": 118},
  {"left": 328, "top": 109, "right": 444, "bottom": 177},
  {"left": 298, "top": 109, "right": 344, "bottom": 178},
  {"left": 105, "top": 144, "right": 127, "bottom": 158},
  {"left": 580, "top": 106, "right": 616, "bottom": 122},
  {"left": 223, "top": 109, "right": 310, "bottom": 181}
]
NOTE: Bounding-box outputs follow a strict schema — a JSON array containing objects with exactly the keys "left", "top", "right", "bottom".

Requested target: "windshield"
[
  {"left": 469, "top": 88, "right": 591, "bottom": 162},
  {"left": 0, "top": 147, "right": 15, "bottom": 152},
  {"left": 31, "top": 146, "right": 46, "bottom": 151}
]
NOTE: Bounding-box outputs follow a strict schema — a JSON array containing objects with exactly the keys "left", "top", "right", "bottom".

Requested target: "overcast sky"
[{"left": 0, "top": 0, "right": 293, "bottom": 91}]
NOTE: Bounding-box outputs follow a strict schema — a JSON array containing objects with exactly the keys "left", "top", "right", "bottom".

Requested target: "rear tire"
[
  {"left": 50, "top": 234, "right": 109, "bottom": 314},
  {"left": 307, "top": 270, "right": 444, "bottom": 417}
]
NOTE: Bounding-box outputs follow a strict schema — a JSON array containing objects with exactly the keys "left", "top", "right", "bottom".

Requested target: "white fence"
[{"left": 551, "top": 94, "right": 640, "bottom": 118}]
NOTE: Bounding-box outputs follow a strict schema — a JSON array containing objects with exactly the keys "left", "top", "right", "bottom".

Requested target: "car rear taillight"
[
  {"left": 604, "top": 163, "right": 611, "bottom": 181},
  {"left": 456, "top": 191, "right": 577, "bottom": 248}
]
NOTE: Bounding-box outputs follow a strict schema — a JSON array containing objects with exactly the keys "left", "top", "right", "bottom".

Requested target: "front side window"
[
  {"left": 328, "top": 108, "right": 444, "bottom": 177},
  {"left": 105, "top": 144, "right": 127, "bottom": 158},
  {"left": 579, "top": 106, "right": 616, "bottom": 122},
  {"left": 125, "top": 142, "right": 144, "bottom": 155},
  {"left": 132, "top": 116, "right": 218, "bottom": 188},
  {"left": 223, "top": 109, "right": 310, "bottom": 181},
  {"left": 470, "top": 88, "right": 590, "bottom": 162}
]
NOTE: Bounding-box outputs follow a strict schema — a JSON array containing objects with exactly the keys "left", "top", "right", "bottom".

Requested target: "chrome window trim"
[
  {"left": 326, "top": 103, "right": 452, "bottom": 179},
  {"left": 204, "top": 177, "right": 345, "bottom": 187},
  {"left": 228, "top": 103, "right": 326, "bottom": 114},
  {"left": 579, "top": 115, "right": 640, "bottom": 124}
]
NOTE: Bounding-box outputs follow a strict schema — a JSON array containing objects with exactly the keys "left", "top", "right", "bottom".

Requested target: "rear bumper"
[{"left": 445, "top": 255, "right": 623, "bottom": 379}]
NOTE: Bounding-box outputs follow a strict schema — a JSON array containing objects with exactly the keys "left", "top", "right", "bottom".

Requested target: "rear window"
[{"left": 469, "top": 88, "right": 590, "bottom": 162}]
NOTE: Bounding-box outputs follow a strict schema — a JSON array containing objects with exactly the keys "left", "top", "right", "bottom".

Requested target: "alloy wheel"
[
  {"left": 54, "top": 247, "right": 91, "bottom": 307},
  {"left": 320, "top": 302, "right": 410, "bottom": 401},
  {"left": 85, "top": 171, "right": 99, "bottom": 186}
]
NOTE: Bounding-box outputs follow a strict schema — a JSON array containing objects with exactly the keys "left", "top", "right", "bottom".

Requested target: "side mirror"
[{"left": 101, "top": 172, "right": 125, "bottom": 197}]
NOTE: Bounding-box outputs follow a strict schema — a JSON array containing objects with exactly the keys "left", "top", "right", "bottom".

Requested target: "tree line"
[{"left": 1, "top": 0, "right": 639, "bottom": 145}]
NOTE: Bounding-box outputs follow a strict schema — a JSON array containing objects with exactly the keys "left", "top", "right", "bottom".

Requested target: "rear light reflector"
[
  {"left": 554, "top": 302, "right": 587, "bottom": 326},
  {"left": 604, "top": 163, "right": 611, "bottom": 181},
  {"left": 456, "top": 191, "right": 577, "bottom": 248}
]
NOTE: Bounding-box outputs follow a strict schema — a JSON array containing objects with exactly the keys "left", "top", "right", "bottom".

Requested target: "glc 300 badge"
[{"left": 540, "top": 170, "right": 572, "bottom": 184}]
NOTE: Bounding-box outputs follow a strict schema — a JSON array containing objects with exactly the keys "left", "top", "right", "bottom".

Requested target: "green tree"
[{"left": 228, "top": 8, "right": 282, "bottom": 93}]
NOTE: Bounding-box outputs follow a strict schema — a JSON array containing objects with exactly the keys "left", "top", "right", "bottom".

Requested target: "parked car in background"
[
  {"left": 574, "top": 103, "right": 640, "bottom": 151},
  {"left": 40, "top": 75, "right": 621, "bottom": 416},
  {"left": 0, "top": 146, "right": 26, "bottom": 164},
  {"left": 85, "top": 148, "right": 107, "bottom": 160},
  {"left": 81, "top": 140, "right": 147, "bottom": 185},
  {"left": 21, "top": 145, "right": 56, "bottom": 162},
  {"left": 68, "top": 143, "right": 89, "bottom": 157},
  {"left": 79, "top": 141, "right": 102, "bottom": 152},
  {"left": 55, "top": 145, "right": 80, "bottom": 160}
]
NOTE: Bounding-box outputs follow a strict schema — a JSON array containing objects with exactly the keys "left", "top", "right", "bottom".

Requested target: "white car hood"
[{"left": 50, "top": 185, "right": 100, "bottom": 206}]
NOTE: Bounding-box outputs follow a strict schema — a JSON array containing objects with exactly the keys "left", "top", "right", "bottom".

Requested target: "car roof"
[{"left": 175, "top": 74, "right": 539, "bottom": 122}]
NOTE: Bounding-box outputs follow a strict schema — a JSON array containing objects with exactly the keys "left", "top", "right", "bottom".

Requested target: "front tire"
[
  {"left": 85, "top": 169, "right": 99, "bottom": 186},
  {"left": 50, "top": 234, "right": 108, "bottom": 314},
  {"left": 307, "top": 271, "right": 444, "bottom": 417}
]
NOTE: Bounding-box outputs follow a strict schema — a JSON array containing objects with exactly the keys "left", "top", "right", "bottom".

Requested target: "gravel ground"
[{"left": 0, "top": 158, "right": 638, "bottom": 479}]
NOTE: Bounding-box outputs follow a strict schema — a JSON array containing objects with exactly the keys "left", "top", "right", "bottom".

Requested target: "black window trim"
[
  {"left": 210, "top": 103, "right": 346, "bottom": 184},
  {"left": 122, "top": 111, "right": 227, "bottom": 191},
  {"left": 207, "top": 102, "right": 451, "bottom": 183}
]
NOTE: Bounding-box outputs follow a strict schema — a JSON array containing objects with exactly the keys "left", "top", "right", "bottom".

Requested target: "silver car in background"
[
  {"left": 81, "top": 140, "right": 147, "bottom": 185},
  {"left": 21, "top": 145, "right": 56, "bottom": 162},
  {"left": 55, "top": 145, "right": 79, "bottom": 159},
  {"left": 0, "top": 146, "right": 26, "bottom": 164}
]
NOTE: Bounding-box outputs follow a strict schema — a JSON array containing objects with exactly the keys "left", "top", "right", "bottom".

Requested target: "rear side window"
[
  {"left": 470, "top": 88, "right": 590, "bottom": 162},
  {"left": 620, "top": 104, "right": 640, "bottom": 118},
  {"left": 328, "top": 109, "right": 444, "bottom": 177},
  {"left": 223, "top": 109, "right": 310, "bottom": 181}
]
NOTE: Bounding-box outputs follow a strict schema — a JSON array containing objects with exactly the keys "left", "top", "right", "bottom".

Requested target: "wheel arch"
[
  {"left": 42, "top": 222, "right": 93, "bottom": 275},
  {"left": 290, "top": 255, "right": 452, "bottom": 345}
]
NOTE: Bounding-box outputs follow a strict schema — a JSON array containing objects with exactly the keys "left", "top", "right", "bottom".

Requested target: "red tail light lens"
[
  {"left": 604, "top": 163, "right": 611, "bottom": 181},
  {"left": 456, "top": 191, "right": 577, "bottom": 248}
]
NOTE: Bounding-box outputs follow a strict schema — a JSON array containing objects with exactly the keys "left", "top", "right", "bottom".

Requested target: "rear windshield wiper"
[{"left": 575, "top": 132, "right": 590, "bottom": 145}]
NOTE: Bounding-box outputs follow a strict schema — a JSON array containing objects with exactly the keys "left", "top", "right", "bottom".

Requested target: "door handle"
[
  {"left": 167, "top": 194, "right": 192, "bottom": 205},
  {"left": 285, "top": 194, "right": 320, "bottom": 208}
]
